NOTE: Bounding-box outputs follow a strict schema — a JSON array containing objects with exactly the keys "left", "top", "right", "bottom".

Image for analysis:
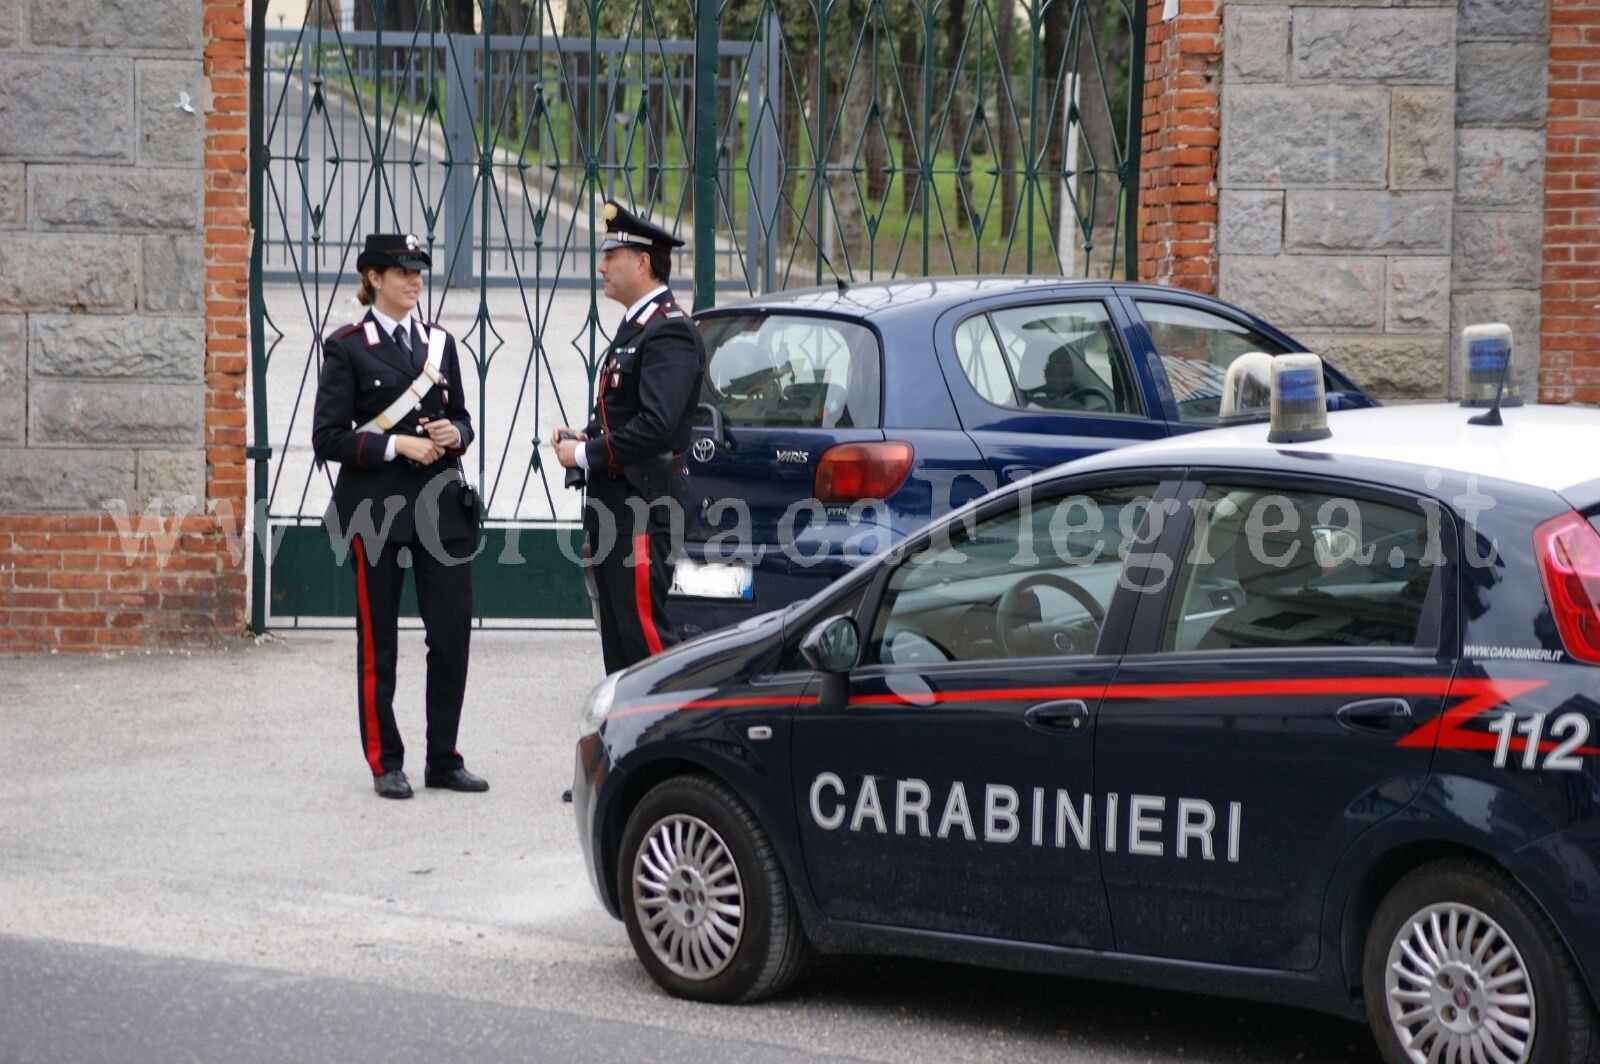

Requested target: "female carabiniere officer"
[{"left": 312, "top": 233, "right": 488, "bottom": 800}]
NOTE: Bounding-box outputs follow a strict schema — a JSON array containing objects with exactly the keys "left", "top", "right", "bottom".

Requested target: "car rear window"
[{"left": 698, "top": 314, "right": 881, "bottom": 429}]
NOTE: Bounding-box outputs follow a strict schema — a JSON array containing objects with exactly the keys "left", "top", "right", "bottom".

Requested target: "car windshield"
[{"left": 698, "top": 314, "right": 881, "bottom": 429}]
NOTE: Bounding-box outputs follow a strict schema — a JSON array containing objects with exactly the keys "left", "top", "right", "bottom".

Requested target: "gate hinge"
[{"left": 246, "top": 445, "right": 274, "bottom": 461}]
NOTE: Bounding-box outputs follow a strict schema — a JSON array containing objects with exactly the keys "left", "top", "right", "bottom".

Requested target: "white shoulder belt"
[{"left": 357, "top": 323, "right": 447, "bottom": 433}]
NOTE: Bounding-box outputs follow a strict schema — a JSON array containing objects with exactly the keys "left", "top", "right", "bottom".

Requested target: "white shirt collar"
[
  {"left": 623, "top": 285, "right": 670, "bottom": 325},
  {"left": 369, "top": 305, "right": 414, "bottom": 339}
]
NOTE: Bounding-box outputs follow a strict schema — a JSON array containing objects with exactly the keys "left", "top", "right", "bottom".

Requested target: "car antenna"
[
  {"left": 800, "top": 214, "right": 851, "bottom": 292},
  {"left": 1460, "top": 323, "right": 1521, "bottom": 427},
  {"left": 816, "top": 246, "right": 850, "bottom": 293}
]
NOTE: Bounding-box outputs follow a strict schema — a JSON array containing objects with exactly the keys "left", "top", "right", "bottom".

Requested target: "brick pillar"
[
  {"left": 204, "top": 0, "right": 251, "bottom": 569},
  {"left": 1541, "top": 0, "right": 1600, "bottom": 403},
  {"left": 1137, "top": 0, "right": 1222, "bottom": 294}
]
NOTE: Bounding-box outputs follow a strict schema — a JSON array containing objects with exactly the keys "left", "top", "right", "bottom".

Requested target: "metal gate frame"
[{"left": 246, "top": 0, "right": 1145, "bottom": 631}]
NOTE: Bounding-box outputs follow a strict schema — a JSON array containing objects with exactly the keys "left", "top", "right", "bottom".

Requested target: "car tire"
[
  {"left": 1363, "top": 858, "right": 1598, "bottom": 1064},
  {"left": 617, "top": 774, "right": 808, "bottom": 1003}
]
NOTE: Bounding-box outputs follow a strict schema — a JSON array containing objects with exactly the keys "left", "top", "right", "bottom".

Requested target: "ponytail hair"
[{"left": 356, "top": 268, "right": 379, "bottom": 306}]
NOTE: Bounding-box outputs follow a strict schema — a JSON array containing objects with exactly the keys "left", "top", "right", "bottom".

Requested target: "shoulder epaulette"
[{"left": 329, "top": 322, "right": 362, "bottom": 342}]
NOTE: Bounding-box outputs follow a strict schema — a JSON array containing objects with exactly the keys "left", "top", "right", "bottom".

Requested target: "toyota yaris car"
[
  {"left": 576, "top": 398, "right": 1600, "bottom": 1063},
  {"left": 673, "top": 278, "right": 1374, "bottom": 632}
]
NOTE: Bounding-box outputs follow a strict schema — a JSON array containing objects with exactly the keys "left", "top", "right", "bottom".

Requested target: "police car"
[{"left": 573, "top": 346, "right": 1600, "bottom": 1063}]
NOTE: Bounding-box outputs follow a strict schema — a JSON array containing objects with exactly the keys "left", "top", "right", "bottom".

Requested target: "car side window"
[
  {"left": 866, "top": 483, "right": 1159, "bottom": 666},
  {"left": 1135, "top": 301, "right": 1290, "bottom": 424},
  {"left": 1162, "top": 486, "right": 1444, "bottom": 654},
  {"left": 954, "top": 315, "right": 1016, "bottom": 407},
  {"left": 953, "top": 302, "right": 1142, "bottom": 416}
]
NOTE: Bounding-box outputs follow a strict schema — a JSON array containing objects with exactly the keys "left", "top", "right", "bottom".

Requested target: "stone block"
[
  {"left": 1223, "top": 87, "right": 1389, "bottom": 188},
  {"left": 1453, "top": 211, "right": 1543, "bottom": 287},
  {"left": 30, "top": 168, "right": 202, "bottom": 232},
  {"left": 142, "top": 236, "right": 205, "bottom": 315},
  {"left": 1220, "top": 255, "right": 1385, "bottom": 331},
  {"left": 0, "top": 58, "right": 134, "bottom": 162},
  {"left": 1460, "top": 0, "right": 1548, "bottom": 39},
  {"left": 1294, "top": 10, "right": 1455, "bottom": 84},
  {"left": 30, "top": 316, "right": 205, "bottom": 381},
  {"left": 28, "top": 0, "right": 203, "bottom": 52},
  {"left": 1456, "top": 129, "right": 1544, "bottom": 209},
  {"left": 1219, "top": 191, "right": 1283, "bottom": 254},
  {"left": 139, "top": 61, "right": 207, "bottom": 169},
  {"left": 1295, "top": 335, "right": 1449, "bottom": 399},
  {"left": 1450, "top": 289, "right": 1542, "bottom": 398},
  {"left": 29, "top": 381, "right": 204, "bottom": 446},
  {"left": 1388, "top": 258, "right": 1452, "bottom": 333},
  {"left": 0, "top": 234, "right": 138, "bottom": 313},
  {"left": 1285, "top": 191, "right": 1452, "bottom": 253},
  {"left": 1457, "top": 43, "right": 1547, "bottom": 125},
  {"left": 0, "top": 3, "right": 19, "bottom": 48},
  {"left": 1391, "top": 88, "right": 1454, "bottom": 190},
  {"left": 0, "top": 316, "right": 23, "bottom": 444},
  {"left": 0, "top": 165, "right": 22, "bottom": 228},
  {"left": 0, "top": 449, "right": 137, "bottom": 512},
  {"left": 137, "top": 450, "right": 206, "bottom": 510},
  {"left": 1225, "top": 8, "right": 1289, "bottom": 84}
]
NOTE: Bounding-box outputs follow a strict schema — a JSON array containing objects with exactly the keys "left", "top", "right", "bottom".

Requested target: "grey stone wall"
[
  {"left": 1217, "top": 0, "right": 1549, "bottom": 400},
  {"left": 0, "top": 0, "right": 209, "bottom": 513}
]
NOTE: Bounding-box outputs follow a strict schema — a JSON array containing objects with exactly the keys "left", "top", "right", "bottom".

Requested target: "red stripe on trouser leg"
[
  {"left": 352, "top": 537, "right": 384, "bottom": 775},
  {"left": 632, "top": 533, "right": 664, "bottom": 656}
]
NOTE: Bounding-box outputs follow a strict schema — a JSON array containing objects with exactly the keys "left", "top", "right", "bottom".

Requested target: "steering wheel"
[
  {"left": 1020, "top": 383, "right": 1116, "bottom": 413},
  {"left": 1061, "top": 385, "right": 1115, "bottom": 412},
  {"left": 995, "top": 572, "right": 1107, "bottom": 658}
]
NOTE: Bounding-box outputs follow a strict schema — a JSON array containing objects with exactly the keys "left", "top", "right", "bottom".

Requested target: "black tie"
[{"left": 393, "top": 324, "right": 419, "bottom": 370}]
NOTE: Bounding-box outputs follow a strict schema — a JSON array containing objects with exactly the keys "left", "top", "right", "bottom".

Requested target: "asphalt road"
[{"left": 0, "top": 633, "right": 1378, "bottom": 1062}]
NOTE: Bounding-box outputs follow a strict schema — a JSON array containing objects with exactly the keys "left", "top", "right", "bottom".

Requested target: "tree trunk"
[
  {"left": 941, "top": 0, "right": 970, "bottom": 230},
  {"left": 1074, "top": 0, "right": 1127, "bottom": 257},
  {"left": 1041, "top": 0, "right": 1070, "bottom": 270},
  {"left": 894, "top": 23, "right": 921, "bottom": 216},
  {"left": 995, "top": 0, "right": 1019, "bottom": 227}
]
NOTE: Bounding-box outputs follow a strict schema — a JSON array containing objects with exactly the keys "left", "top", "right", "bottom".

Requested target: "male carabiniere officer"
[
  {"left": 550, "top": 201, "right": 706, "bottom": 674},
  {"left": 313, "top": 233, "right": 488, "bottom": 800}
]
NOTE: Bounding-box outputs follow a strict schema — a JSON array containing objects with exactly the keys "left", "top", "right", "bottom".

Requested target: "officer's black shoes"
[
  {"left": 424, "top": 766, "right": 490, "bottom": 793},
  {"left": 374, "top": 770, "right": 414, "bottom": 800}
]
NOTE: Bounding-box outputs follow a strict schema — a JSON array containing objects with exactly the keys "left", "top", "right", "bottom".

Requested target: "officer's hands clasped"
[
  {"left": 549, "top": 427, "right": 586, "bottom": 489},
  {"left": 395, "top": 433, "right": 445, "bottom": 465}
]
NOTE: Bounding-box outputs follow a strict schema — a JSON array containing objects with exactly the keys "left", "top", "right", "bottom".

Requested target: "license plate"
[{"left": 670, "top": 559, "right": 753, "bottom": 600}]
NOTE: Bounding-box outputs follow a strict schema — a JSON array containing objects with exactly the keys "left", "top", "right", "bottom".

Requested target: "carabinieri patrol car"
[{"left": 573, "top": 352, "right": 1600, "bottom": 1064}]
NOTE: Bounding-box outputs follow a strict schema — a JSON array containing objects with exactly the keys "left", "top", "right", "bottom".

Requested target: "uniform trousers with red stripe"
[
  {"left": 350, "top": 535, "right": 472, "bottom": 775},
  {"left": 583, "top": 475, "right": 681, "bottom": 675}
]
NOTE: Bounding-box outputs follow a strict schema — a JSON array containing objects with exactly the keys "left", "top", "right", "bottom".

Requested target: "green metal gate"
[{"left": 247, "top": 0, "right": 1144, "bottom": 629}]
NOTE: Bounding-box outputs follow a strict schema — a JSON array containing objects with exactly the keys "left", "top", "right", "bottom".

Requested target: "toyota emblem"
[{"left": 692, "top": 437, "right": 717, "bottom": 463}]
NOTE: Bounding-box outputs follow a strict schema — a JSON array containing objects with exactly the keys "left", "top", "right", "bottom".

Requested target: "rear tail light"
[
  {"left": 814, "top": 442, "right": 914, "bottom": 504},
  {"left": 1534, "top": 511, "right": 1600, "bottom": 665}
]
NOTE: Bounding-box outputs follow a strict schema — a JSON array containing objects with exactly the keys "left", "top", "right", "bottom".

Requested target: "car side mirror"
[{"left": 800, "top": 615, "right": 860, "bottom": 674}]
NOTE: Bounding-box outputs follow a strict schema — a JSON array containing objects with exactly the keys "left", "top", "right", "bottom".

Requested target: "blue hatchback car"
[{"left": 673, "top": 278, "right": 1375, "bottom": 631}]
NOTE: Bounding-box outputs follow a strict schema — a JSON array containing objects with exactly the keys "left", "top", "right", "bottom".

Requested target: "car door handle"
[
  {"left": 1001, "top": 464, "right": 1037, "bottom": 483},
  {"left": 1025, "top": 699, "right": 1089, "bottom": 732},
  {"left": 1335, "top": 698, "right": 1413, "bottom": 735}
]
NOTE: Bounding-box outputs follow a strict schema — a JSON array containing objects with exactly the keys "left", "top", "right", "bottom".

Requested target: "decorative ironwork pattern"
[{"left": 247, "top": 0, "right": 1143, "bottom": 627}]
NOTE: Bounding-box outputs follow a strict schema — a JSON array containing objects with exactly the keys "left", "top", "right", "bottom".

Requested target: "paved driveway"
[{"left": 0, "top": 634, "right": 1373, "bottom": 1062}]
